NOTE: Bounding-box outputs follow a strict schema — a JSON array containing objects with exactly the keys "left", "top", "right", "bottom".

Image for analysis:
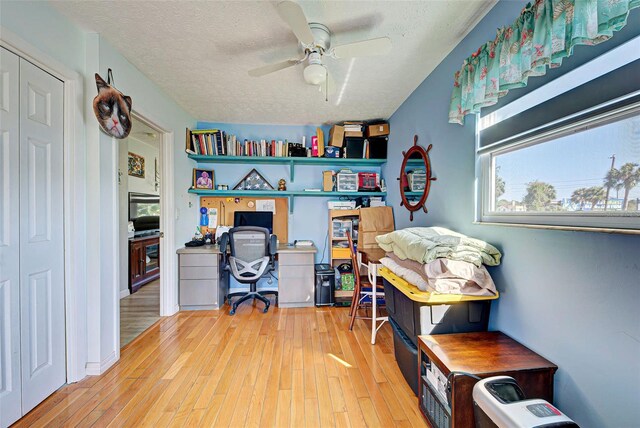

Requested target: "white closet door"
[
  {"left": 0, "top": 47, "right": 22, "bottom": 428},
  {"left": 18, "top": 58, "right": 65, "bottom": 414}
]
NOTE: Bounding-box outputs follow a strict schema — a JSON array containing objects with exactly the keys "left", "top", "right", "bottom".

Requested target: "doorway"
[{"left": 118, "top": 116, "right": 163, "bottom": 347}]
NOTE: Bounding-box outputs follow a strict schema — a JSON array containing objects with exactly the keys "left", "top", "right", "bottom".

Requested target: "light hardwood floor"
[
  {"left": 120, "top": 279, "right": 160, "bottom": 348},
  {"left": 14, "top": 303, "right": 426, "bottom": 427}
]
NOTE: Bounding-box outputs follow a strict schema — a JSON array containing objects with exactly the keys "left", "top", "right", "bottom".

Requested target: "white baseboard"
[
  {"left": 119, "top": 289, "right": 130, "bottom": 299},
  {"left": 85, "top": 350, "right": 118, "bottom": 376}
]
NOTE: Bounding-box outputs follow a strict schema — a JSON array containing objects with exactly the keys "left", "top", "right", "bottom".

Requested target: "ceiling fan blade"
[
  {"left": 330, "top": 37, "right": 392, "bottom": 59},
  {"left": 277, "top": 1, "right": 315, "bottom": 46},
  {"left": 248, "top": 58, "right": 302, "bottom": 77}
]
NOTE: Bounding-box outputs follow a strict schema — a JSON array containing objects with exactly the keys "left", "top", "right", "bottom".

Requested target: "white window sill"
[{"left": 473, "top": 221, "right": 640, "bottom": 235}]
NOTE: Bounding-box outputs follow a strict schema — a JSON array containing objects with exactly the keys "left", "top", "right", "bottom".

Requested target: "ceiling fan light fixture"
[{"left": 303, "top": 63, "right": 326, "bottom": 85}]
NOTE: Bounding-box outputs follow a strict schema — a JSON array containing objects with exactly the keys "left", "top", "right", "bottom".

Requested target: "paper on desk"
[{"left": 256, "top": 199, "right": 276, "bottom": 214}]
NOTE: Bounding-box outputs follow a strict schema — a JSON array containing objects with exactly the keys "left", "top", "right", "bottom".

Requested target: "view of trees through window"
[{"left": 492, "top": 113, "right": 640, "bottom": 214}]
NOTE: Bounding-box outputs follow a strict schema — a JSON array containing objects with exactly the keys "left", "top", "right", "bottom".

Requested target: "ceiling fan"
[{"left": 248, "top": 1, "right": 392, "bottom": 95}]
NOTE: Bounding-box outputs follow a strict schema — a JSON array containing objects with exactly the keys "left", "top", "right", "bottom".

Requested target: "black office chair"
[{"left": 220, "top": 226, "right": 278, "bottom": 315}]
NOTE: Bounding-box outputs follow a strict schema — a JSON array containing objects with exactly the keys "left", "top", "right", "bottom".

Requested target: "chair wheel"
[
  {"left": 229, "top": 309, "right": 236, "bottom": 315},
  {"left": 263, "top": 306, "right": 269, "bottom": 313}
]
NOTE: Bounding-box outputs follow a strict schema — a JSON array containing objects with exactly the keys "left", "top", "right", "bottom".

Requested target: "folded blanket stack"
[
  {"left": 376, "top": 227, "right": 502, "bottom": 295},
  {"left": 376, "top": 227, "right": 501, "bottom": 267}
]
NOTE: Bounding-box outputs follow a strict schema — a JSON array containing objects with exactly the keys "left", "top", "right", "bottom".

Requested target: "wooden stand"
[
  {"left": 418, "top": 331, "right": 557, "bottom": 428},
  {"left": 129, "top": 234, "right": 160, "bottom": 294}
]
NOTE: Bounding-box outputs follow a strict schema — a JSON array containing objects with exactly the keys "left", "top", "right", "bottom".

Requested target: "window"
[
  {"left": 479, "top": 105, "right": 640, "bottom": 230},
  {"left": 476, "top": 37, "right": 640, "bottom": 232}
]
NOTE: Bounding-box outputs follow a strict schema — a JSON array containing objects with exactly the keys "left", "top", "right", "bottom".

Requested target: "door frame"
[
  {"left": 114, "top": 109, "right": 176, "bottom": 357},
  {"left": 0, "top": 27, "right": 86, "bottom": 383}
]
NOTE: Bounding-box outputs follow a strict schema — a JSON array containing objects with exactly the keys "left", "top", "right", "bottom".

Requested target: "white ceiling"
[
  {"left": 52, "top": 0, "right": 496, "bottom": 125},
  {"left": 128, "top": 116, "right": 162, "bottom": 147}
]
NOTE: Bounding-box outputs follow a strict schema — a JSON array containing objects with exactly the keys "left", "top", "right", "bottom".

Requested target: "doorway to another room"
[{"left": 118, "top": 116, "right": 163, "bottom": 348}]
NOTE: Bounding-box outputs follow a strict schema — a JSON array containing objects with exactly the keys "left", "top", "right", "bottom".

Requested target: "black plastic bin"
[
  {"left": 383, "top": 276, "right": 492, "bottom": 396},
  {"left": 314, "top": 264, "right": 335, "bottom": 306},
  {"left": 389, "top": 317, "right": 419, "bottom": 395}
]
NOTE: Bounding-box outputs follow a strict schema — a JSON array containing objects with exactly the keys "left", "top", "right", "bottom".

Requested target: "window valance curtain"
[{"left": 448, "top": 0, "right": 640, "bottom": 125}]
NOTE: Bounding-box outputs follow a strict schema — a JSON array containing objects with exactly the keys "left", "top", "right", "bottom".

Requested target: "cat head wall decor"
[{"left": 93, "top": 70, "right": 132, "bottom": 139}]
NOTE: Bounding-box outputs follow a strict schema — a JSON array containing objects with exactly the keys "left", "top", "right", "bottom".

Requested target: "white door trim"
[
  {"left": 113, "top": 109, "right": 177, "bottom": 357},
  {"left": 129, "top": 109, "right": 177, "bottom": 316},
  {"left": 0, "top": 26, "right": 87, "bottom": 383}
]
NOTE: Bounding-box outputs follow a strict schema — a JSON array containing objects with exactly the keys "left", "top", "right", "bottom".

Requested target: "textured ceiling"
[{"left": 53, "top": 0, "right": 496, "bottom": 125}]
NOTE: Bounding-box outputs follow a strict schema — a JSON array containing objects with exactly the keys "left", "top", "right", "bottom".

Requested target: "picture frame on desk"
[{"left": 193, "top": 168, "right": 214, "bottom": 189}]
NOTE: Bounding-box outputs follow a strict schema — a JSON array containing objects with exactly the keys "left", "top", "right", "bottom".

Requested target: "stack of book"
[
  {"left": 185, "top": 129, "right": 226, "bottom": 156},
  {"left": 343, "top": 122, "right": 363, "bottom": 136},
  {"left": 185, "top": 128, "right": 299, "bottom": 158},
  {"left": 239, "top": 139, "right": 292, "bottom": 157}
]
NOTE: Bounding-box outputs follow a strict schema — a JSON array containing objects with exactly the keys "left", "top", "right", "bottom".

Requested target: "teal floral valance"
[{"left": 448, "top": 0, "right": 640, "bottom": 125}]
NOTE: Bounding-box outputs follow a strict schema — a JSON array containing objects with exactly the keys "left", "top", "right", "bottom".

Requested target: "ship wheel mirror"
[{"left": 397, "top": 135, "right": 436, "bottom": 221}]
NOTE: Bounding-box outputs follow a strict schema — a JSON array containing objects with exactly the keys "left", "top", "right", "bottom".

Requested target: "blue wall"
[
  {"left": 195, "top": 122, "right": 384, "bottom": 264},
  {"left": 386, "top": 2, "right": 640, "bottom": 427}
]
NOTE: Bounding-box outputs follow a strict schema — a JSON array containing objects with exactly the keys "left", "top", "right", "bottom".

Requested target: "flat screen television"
[
  {"left": 128, "top": 192, "right": 160, "bottom": 232},
  {"left": 233, "top": 211, "right": 273, "bottom": 234}
]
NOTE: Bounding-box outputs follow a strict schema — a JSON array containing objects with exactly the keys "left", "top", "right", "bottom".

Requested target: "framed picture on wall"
[
  {"left": 128, "top": 152, "right": 145, "bottom": 178},
  {"left": 193, "top": 168, "right": 214, "bottom": 189}
]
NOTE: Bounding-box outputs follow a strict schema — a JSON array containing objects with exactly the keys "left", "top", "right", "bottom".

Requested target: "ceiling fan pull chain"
[{"left": 325, "top": 68, "right": 328, "bottom": 102}]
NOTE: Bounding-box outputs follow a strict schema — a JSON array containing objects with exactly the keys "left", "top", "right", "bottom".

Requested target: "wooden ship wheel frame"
[{"left": 398, "top": 135, "right": 436, "bottom": 221}]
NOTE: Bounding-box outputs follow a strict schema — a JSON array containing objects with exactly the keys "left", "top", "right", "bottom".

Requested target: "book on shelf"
[{"left": 186, "top": 128, "right": 378, "bottom": 161}]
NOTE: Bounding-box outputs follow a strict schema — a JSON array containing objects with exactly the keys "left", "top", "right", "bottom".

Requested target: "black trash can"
[{"left": 314, "top": 264, "right": 335, "bottom": 306}]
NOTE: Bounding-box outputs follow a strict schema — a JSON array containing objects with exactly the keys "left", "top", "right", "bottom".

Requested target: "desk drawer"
[
  {"left": 180, "top": 266, "right": 218, "bottom": 280},
  {"left": 279, "top": 253, "right": 314, "bottom": 266},
  {"left": 180, "top": 254, "right": 218, "bottom": 267},
  {"left": 278, "top": 265, "right": 314, "bottom": 306},
  {"left": 180, "top": 279, "right": 217, "bottom": 306}
]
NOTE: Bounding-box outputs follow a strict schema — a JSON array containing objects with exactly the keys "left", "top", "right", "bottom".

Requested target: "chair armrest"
[
  {"left": 269, "top": 234, "right": 277, "bottom": 266},
  {"left": 219, "top": 232, "right": 229, "bottom": 265}
]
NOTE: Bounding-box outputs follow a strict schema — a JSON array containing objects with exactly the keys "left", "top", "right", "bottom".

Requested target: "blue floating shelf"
[
  {"left": 187, "top": 188, "right": 387, "bottom": 213},
  {"left": 187, "top": 154, "right": 386, "bottom": 182}
]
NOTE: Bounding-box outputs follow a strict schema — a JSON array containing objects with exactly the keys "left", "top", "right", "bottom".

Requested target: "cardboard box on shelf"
[
  {"left": 323, "top": 170, "right": 334, "bottom": 192},
  {"left": 329, "top": 125, "right": 345, "bottom": 147},
  {"left": 344, "top": 121, "right": 364, "bottom": 137},
  {"left": 367, "top": 122, "right": 390, "bottom": 137}
]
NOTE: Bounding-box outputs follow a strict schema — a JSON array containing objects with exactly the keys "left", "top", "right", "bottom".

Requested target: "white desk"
[{"left": 177, "top": 244, "right": 317, "bottom": 310}]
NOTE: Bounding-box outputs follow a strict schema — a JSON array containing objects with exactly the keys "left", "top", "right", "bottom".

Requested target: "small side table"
[
  {"left": 357, "top": 247, "right": 387, "bottom": 344},
  {"left": 418, "top": 331, "right": 557, "bottom": 428}
]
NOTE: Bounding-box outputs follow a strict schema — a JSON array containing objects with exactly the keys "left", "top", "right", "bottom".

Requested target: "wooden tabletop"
[
  {"left": 357, "top": 247, "right": 386, "bottom": 263},
  {"left": 129, "top": 233, "right": 160, "bottom": 242},
  {"left": 419, "top": 331, "right": 557, "bottom": 376}
]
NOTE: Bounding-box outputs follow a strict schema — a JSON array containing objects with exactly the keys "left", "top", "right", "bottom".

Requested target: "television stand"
[{"left": 129, "top": 233, "right": 160, "bottom": 294}]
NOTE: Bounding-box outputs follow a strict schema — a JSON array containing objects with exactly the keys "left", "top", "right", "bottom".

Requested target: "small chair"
[
  {"left": 347, "top": 233, "right": 386, "bottom": 335},
  {"left": 220, "top": 226, "right": 278, "bottom": 315}
]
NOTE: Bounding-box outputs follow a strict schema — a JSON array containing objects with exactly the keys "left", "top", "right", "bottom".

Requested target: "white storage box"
[
  {"left": 409, "top": 171, "right": 427, "bottom": 192},
  {"left": 337, "top": 171, "right": 358, "bottom": 192},
  {"left": 332, "top": 220, "right": 353, "bottom": 239},
  {"left": 328, "top": 200, "right": 356, "bottom": 210}
]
